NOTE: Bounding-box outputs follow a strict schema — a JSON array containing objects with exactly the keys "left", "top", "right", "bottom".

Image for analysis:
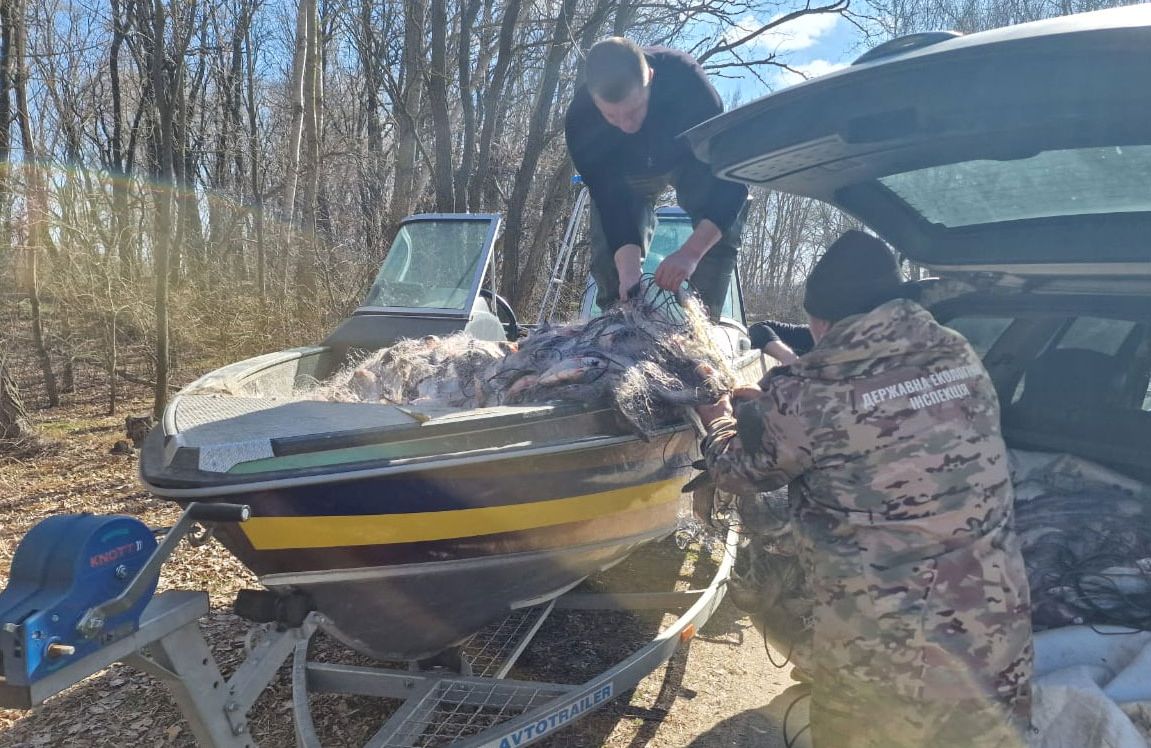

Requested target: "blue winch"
[{"left": 0, "top": 514, "right": 158, "bottom": 701}]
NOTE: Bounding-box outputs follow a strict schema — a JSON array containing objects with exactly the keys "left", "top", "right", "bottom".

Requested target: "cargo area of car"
[{"left": 936, "top": 290, "right": 1151, "bottom": 484}]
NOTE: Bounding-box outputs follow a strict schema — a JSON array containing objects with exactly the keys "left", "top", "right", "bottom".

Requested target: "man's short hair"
[{"left": 585, "top": 37, "right": 649, "bottom": 103}]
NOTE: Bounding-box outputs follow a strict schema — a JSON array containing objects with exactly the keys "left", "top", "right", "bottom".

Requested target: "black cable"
[
  {"left": 782, "top": 689, "right": 812, "bottom": 748},
  {"left": 762, "top": 619, "right": 795, "bottom": 670},
  {"left": 1035, "top": 528, "right": 1151, "bottom": 629},
  {"left": 785, "top": 722, "right": 811, "bottom": 748},
  {"left": 1071, "top": 570, "right": 1151, "bottom": 629}
]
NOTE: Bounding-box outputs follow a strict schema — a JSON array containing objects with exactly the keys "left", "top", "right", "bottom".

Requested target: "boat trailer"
[{"left": 0, "top": 502, "right": 735, "bottom": 747}]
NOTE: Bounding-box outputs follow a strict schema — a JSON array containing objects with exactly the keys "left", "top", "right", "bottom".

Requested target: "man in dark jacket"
[
  {"left": 565, "top": 37, "right": 748, "bottom": 317},
  {"left": 697, "top": 231, "right": 1033, "bottom": 747}
]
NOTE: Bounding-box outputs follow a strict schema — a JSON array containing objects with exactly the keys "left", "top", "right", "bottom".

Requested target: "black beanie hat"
[{"left": 803, "top": 230, "right": 903, "bottom": 322}]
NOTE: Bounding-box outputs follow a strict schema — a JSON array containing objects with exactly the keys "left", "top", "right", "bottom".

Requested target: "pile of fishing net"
[
  {"left": 1011, "top": 450, "right": 1151, "bottom": 631},
  {"left": 705, "top": 449, "right": 1151, "bottom": 678},
  {"left": 312, "top": 281, "right": 737, "bottom": 435}
]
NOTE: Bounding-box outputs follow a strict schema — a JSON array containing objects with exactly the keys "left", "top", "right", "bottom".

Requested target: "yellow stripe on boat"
[{"left": 240, "top": 478, "right": 682, "bottom": 550}]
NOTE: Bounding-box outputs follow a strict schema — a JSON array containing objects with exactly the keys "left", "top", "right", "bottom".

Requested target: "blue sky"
[{"left": 710, "top": 10, "right": 869, "bottom": 104}]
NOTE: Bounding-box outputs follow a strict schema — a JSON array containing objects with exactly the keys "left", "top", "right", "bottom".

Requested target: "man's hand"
[
  {"left": 695, "top": 393, "right": 732, "bottom": 427},
  {"left": 654, "top": 219, "right": 722, "bottom": 292},
  {"left": 654, "top": 249, "right": 699, "bottom": 292}
]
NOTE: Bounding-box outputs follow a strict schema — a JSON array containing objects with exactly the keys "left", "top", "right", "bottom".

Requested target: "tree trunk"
[
  {"left": 468, "top": 0, "right": 522, "bottom": 211},
  {"left": 357, "top": 0, "right": 385, "bottom": 254},
  {"left": 517, "top": 159, "right": 574, "bottom": 312},
  {"left": 244, "top": 19, "right": 266, "bottom": 303},
  {"left": 453, "top": 0, "right": 481, "bottom": 212},
  {"left": 427, "top": 0, "right": 454, "bottom": 211},
  {"left": 226, "top": 10, "right": 251, "bottom": 281},
  {"left": 283, "top": 0, "right": 312, "bottom": 240},
  {"left": 0, "top": 0, "right": 14, "bottom": 226},
  {"left": 612, "top": 0, "right": 636, "bottom": 34},
  {"left": 499, "top": 0, "right": 580, "bottom": 308},
  {"left": 172, "top": 20, "right": 207, "bottom": 287},
  {"left": 147, "top": 0, "right": 176, "bottom": 419},
  {"left": 109, "top": 0, "right": 136, "bottom": 280},
  {"left": 0, "top": 362, "right": 33, "bottom": 441},
  {"left": 12, "top": 0, "right": 59, "bottom": 406},
  {"left": 296, "top": 0, "right": 322, "bottom": 303},
  {"left": 107, "top": 313, "right": 119, "bottom": 415},
  {"left": 386, "top": 0, "right": 426, "bottom": 231}
]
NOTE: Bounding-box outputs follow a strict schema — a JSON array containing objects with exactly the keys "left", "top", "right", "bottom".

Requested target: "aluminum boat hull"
[{"left": 140, "top": 354, "right": 708, "bottom": 659}]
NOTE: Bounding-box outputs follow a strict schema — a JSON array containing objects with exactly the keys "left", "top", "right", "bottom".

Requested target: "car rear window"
[
  {"left": 941, "top": 307, "right": 1151, "bottom": 481},
  {"left": 1056, "top": 316, "right": 1137, "bottom": 356},
  {"left": 878, "top": 145, "right": 1151, "bottom": 228},
  {"left": 1009, "top": 316, "right": 1145, "bottom": 408}
]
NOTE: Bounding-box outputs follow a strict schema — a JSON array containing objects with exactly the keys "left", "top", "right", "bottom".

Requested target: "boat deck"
[
  {"left": 173, "top": 395, "right": 426, "bottom": 446},
  {"left": 165, "top": 393, "right": 579, "bottom": 475}
]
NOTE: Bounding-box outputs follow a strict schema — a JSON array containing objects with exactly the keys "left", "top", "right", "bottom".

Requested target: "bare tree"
[
  {"left": 467, "top": 0, "right": 522, "bottom": 211},
  {"left": 385, "top": 0, "right": 426, "bottom": 231},
  {"left": 283, "top": 0, "right": 314, "bottom": 295},
  {"left": 0, "top": 0, "right": 13, "bottom": 229},
  {"left": 140, "top": 0, "right": 196, "bottom": 418},
  {"left": 427, "top": 0, "right": 455, "bottom": 211},
  {"left": 0, "top": 358, "right": 33, "bottom": 441},
  {"left": 452, "top": 0, "right": 483, "bottom": 211},
  {"left": 10, "top": 0, "right": 59, "bottom": 406},
  {"left": 0, "top": 0, "right": 896, "bottom": 416},
  {"left": 499, "top": 0, "right": 581, "bottom": 309},
  {"left": 865, "top": 0, "right": 1128, "bottom": 36}
]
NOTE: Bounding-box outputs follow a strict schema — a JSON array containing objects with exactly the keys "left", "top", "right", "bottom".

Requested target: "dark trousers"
[{"left": 588, "top": 172, "right": 744, "bottom": 319}]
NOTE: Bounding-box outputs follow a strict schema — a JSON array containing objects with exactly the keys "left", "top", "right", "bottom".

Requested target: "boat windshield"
[{"left": 361, "top": 217, "right": 497, "bottom": 311}]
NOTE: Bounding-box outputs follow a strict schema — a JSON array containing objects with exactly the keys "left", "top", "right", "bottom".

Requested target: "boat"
[{"left": 139, "top": 208, "right": 761, "bottom": 661}]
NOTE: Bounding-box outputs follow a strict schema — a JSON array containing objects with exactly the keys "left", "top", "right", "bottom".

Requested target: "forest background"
[{"left": 0, "top": 0, "right": 1135, "bottom": 431}]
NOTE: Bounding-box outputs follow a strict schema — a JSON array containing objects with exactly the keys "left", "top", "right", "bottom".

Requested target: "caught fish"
[
  {"left": 537, "top": 356, "right": 607, "bottom": 386},
  {"left": 503, "top": 374, "right": 540, "bottom": 402}
]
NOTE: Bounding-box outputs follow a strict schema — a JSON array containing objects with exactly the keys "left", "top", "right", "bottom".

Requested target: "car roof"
[{"left": 683, "top": 5, "right": 1151, "bottom": 276}]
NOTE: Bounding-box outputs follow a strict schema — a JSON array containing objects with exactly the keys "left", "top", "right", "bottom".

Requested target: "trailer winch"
[
  {"left": 0, "top": 502, "right": 250, "bottom": 711},
  {"left": 0, "top": 514, "right": 157, "bottom": 706}
]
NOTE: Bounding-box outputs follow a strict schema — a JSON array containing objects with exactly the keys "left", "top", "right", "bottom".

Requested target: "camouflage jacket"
[{"left": 703, "top": 299, "right": 1032, "bottom": 746}]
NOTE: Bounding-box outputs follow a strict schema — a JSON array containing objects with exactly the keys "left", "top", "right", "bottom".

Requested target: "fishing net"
[
  {"left": 311, "top": 278, "right": 737, "bottom": 436},
  {"left": 1011, "top": 450, "right": 1151, "bottom": 631}
]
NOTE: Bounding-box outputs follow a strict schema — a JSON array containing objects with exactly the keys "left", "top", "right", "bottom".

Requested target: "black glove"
[{"left": 748, "top": 321, "right": 781, "bottom": 351}]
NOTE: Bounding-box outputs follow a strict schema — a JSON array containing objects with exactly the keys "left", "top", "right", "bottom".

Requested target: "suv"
[{"left": 683, "top": 5, "right": 1151, "bottom": 655}]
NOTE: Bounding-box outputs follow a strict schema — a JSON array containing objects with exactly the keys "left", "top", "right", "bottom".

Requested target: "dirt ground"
[{"left": 0, "top": 387, "right": 802, "bottom": 748}]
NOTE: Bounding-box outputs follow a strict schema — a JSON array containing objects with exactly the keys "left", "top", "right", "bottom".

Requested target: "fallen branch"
[{"left": 66, "top": 355, "right": 178, "bottom": 392}]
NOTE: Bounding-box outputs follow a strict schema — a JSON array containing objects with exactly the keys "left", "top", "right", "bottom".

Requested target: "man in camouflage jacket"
[{"left": 697, "top": 231, "right": 1032, "bottom": 746}]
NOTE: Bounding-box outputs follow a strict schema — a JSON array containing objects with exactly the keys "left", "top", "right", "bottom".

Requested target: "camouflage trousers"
[
  {"left": 811, "top": 665, "right": 1031, "bottom": 747},
  {"left": 805, "top": 520, "right": 1034, "bottom": 747}
]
